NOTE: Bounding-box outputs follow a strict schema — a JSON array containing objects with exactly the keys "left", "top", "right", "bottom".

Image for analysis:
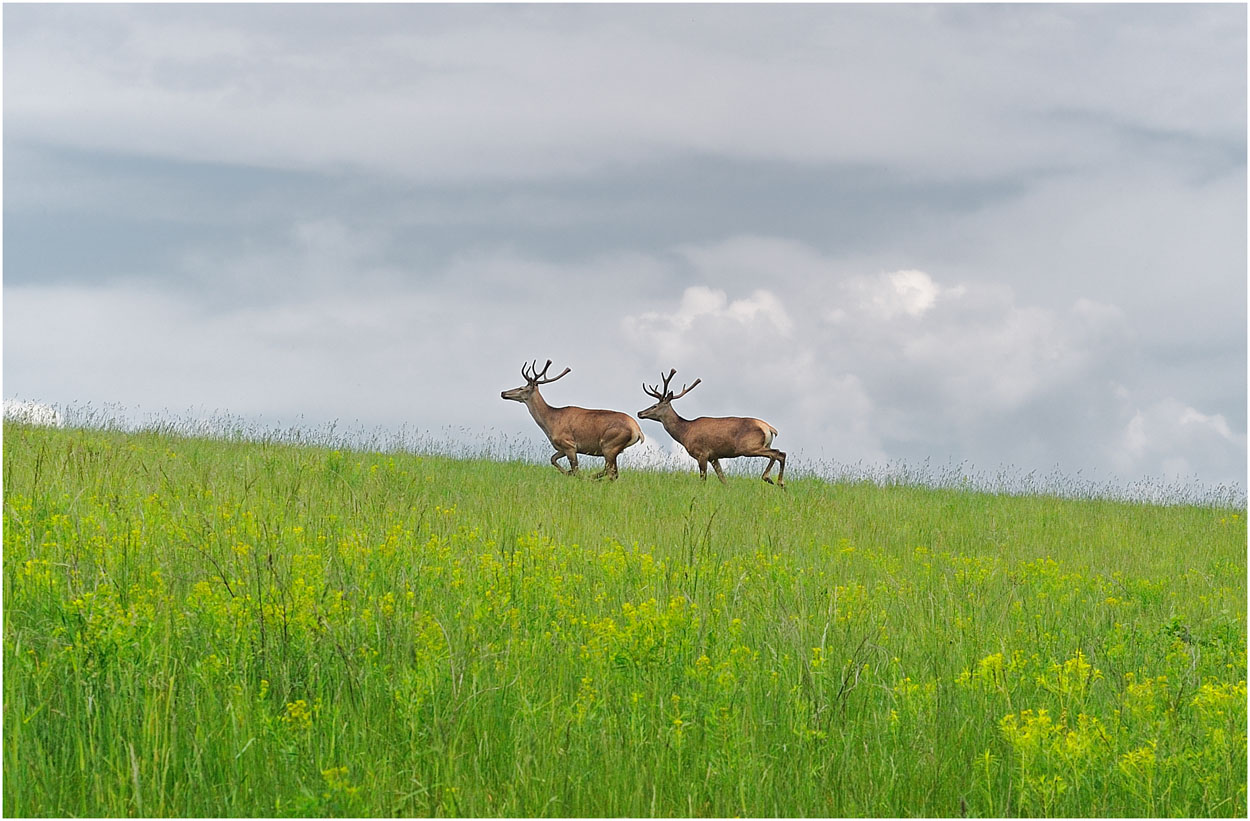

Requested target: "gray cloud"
[
  {"left": 6, "top": 5, "right": 1242, "bottom": 181},
  {"left": 3, "top": 4, "right": 1245, "bottom": 492}
]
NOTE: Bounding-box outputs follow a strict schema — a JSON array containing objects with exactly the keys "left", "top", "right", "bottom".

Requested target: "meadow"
[{"left": 3, "top": 420, "right": 1246, "bottom": 817}]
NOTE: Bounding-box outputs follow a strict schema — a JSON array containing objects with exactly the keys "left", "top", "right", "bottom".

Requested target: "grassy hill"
[{"left": 4, "top": 422, "right": 1245, "bottom": 816}]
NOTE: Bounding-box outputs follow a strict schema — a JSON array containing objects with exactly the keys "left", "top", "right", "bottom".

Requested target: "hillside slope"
[{"left": 4, "top": 423, "right": 1246, "bottom": 816}]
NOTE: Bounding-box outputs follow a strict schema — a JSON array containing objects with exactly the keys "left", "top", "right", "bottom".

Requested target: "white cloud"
[
  {"left": 622, "top": 285, "right": 793, "bottom": 365},
  {"left": 1179, "top": 406, "right": 1236, "bottom": 441},
  {"left": 620, "top": 242, "right": 1198, "bottom": 480},
  {"left": 1114, "top": 398, "right": 1244, "bottom": 480},
  {"left": 621, "top": 283, "right": 887, "bottom": 467},
  {"left": 881, "top": 270, "right": 941, "bottom": 318},
  {"left": 833, "top": 269, "right": 959, "bottom": 321},
  {"left": 820, "top": 267, "right": 1133, "bottom": 416}
]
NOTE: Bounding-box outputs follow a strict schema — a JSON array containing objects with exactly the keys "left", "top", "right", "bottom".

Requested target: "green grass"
[{"left": 4, "top": 421, "right": 1246, "bottom": 817}]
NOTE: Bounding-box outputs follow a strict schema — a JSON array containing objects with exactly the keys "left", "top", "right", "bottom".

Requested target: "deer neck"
[
  {"left": 523, "top": 389, "right": 558, "bottom": 437},
  {"left": 658, "top": 406, "right": 692, "bottom": 442}
]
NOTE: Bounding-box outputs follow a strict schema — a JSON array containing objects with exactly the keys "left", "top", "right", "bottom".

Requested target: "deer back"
[
  {"left": 681, "top": 415, "right": 775, "bottom": 459},
  {"left": 548, "top": 405, "right": 643, "bottom": 452}
]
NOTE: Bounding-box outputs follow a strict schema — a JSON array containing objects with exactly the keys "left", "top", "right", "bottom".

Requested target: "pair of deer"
[{"left": 501, "top": 359, "right": 786, "bottom": 487}]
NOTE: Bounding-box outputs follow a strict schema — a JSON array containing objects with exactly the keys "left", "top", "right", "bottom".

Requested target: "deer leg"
[
  {"left": 597, "top": 428, "right": 634, "bottom": 481},
  {"left": 593, "top": 436, "right": 615, "bottom": 480},
  {"left": 601, "top": 442, "right": 626, "bottom": 481},
  {"left": 592, "top": 450, "right": 613, "bottom": 480},
  {"left": 711, "top": 459, "right": 728, "bottom": 485},
  {"left": 751, "top": 448, "right": 787, "bottom": 487},
  {"left": 550, "top": 451, "right": 570, "bottom": 475},
  {"left": 696, "top": 457, "right": 709, "bottom": 480},
  {"left": 595, "top": 451, "right": 620, "bottom": 481},
  {"left": 550, "top": 438, "right": 580, "bottom": 476},
  {"left": 764, "top": 449, "right": 787, "bottom": 487}
]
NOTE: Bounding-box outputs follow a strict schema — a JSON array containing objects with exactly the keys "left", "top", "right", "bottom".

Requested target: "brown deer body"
[
  {"left": 638, "top": 369, "right": 785, "bottom": 487},
  {"left": 501, "top": 360, "right": 644, "bottom": 480}
]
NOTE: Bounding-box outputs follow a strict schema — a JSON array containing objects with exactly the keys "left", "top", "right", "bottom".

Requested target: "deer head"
[
  {"left": 638, "top": 368, "right": 701, "bottom": 420},
  {"left": 501, "top": 359, "right": 572, "bottom": 403}
]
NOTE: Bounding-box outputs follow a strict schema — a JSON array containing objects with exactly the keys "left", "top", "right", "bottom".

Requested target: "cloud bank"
[{"left": 3, "top": 5, "right": 1245, "bottom": 494}]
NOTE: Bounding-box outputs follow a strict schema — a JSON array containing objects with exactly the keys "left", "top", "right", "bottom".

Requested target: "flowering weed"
[{"left": 3, "top": 422, "right": 1244, "bottom": 816}]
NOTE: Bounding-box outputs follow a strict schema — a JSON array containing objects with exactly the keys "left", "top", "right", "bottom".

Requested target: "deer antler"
[
  {"left": 522, "top": 359, "right": 571, "bottom": 385},
  {"left": 543, "top": 368, "right": 571, "bottom": 384},
  {"left": 671, "top": 377, "right": 701, "bottom": 401},
  {"left": 643, "top": 369, "right": 677, "bottom": 400},
  {"left": 643, "top": 369, "right": 699, "bottom": 401}
]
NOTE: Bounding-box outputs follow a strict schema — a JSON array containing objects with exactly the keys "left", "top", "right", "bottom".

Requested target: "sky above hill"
[{"left": 4, "top": 4, "right": 1246, "bottom": 490}]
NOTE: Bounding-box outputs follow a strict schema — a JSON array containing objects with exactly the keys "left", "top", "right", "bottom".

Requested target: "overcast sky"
[{"left": 4, "top": 4, "right": 1246, "bottom": 491}]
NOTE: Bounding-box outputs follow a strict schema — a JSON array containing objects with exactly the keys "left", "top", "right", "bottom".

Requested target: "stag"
[
  {"left": 501, "top": 359, "right": 644, "bottom": 480},
  {"left": 638, "top": 369, "right": 786, "bottom": 487}
]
